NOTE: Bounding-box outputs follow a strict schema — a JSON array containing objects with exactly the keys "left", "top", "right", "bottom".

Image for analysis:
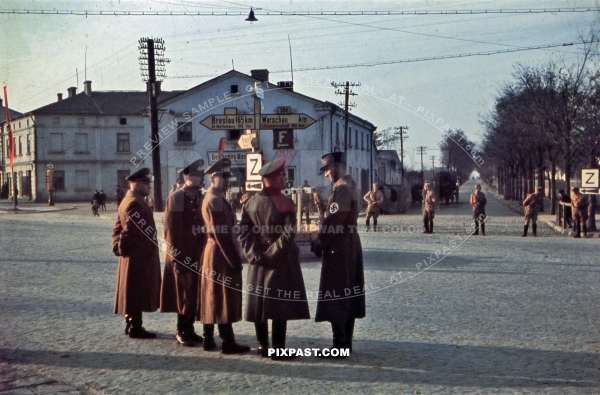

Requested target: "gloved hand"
[{"left": 310, "top": 239, "right": 323, "bottom": 258}]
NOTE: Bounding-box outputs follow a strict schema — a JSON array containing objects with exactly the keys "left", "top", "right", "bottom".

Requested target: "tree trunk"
[{"left": 550, "top": 161, "right": 557, "bottom": 215}]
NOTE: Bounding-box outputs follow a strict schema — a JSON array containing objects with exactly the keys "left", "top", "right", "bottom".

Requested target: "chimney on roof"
[
  {"left": 250, "top": 69, "right": 269, "bottom": 82},
  {"left": 67, "top": 87, "right": 77, "bottom": 98},
  {"left": 57, "top": 93, "right": 63, "bottom": 101},
  {"left": 84, "top": 80, "right": 92, "bottom": 96},
  {"left": 277, "top": 81, "right": 294, "bottom": 92}
]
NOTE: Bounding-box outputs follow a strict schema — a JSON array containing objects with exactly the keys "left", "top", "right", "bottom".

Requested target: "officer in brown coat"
[
  {"left": 570, "top": 186, "right": 589, "bottom": 238},
  {"left": 311, "top": 152, "right": 365, "bottom": 356},
  {"left": 522, "top": 187, "right": 543, "bottom": 237},
  {"left": 160, "top": 159, "right": 206, "bottom": 347},
  {"left": 363, "top": 183, "right": 383, "bottom": 232},
  {"left": 422, "top": 183, "right": 436, "bottom": 234},
  {"left": 469, "top": 184, "right": 487, "bottom": 236},
  {"left": 198, "top": 158, "right": 250, "bottom": 354},
  {"left": 113, "top": 168, "right": 161, "bottom": 339},
  {"left": 239, "top": 158, "right": 310, "bottom": 359}
]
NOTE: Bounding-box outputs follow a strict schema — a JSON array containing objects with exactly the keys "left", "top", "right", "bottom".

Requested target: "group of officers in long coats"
[{"left": 113, "top": 151, "right": 365, "bottom": 359}]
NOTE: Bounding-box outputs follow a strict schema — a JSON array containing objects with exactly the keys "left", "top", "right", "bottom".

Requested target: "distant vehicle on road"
[{"left": 435, "top": 171, "right": 459, "bottom": 206}]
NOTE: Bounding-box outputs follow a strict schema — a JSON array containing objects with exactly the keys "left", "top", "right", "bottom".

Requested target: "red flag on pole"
[
  {"left": 217, "top": 137, "right": 226, "bottom": 159},
  {"left": 3, "top": 87, "right": 14, "bottom": 169}
]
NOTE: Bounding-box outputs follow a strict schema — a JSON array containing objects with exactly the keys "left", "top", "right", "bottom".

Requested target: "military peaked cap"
[
  {"left": 126, "top": 168, "right": 153, "bottom": 182},
  {"left": 258, "top": 157, "right": 285, "bottom": 178},
  {"left": 182, "top": 159, "right": 205, "bottom": 177},
  {"left": 319, "top": 152, "right": 346, "bottom": 174},
  {"left": 205, "top": 158, "right": 233, "bottom": 177}
]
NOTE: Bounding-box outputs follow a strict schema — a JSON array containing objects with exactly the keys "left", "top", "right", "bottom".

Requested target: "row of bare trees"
[{"left": 480, "top": 31, "right": 600, "bottom": 222}]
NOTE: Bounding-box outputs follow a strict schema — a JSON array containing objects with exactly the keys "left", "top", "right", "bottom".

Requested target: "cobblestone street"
[{"left": 1, "top": 180, "right": 599, "bottom": 394}]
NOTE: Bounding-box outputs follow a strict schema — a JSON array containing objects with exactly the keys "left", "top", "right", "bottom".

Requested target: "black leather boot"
[
  {"left": 473, "top": 221, "right": 479, "bottom": 235},
  {"left": 319, "top": 322, "right": 348, "bottom": 358},
  {"left": 218, "top": 324, "right": 250, "bottom": 354},
  {"left": 128, "top": 314, "right": 156, "bottom": 339},
  {"left": 202, "top": 324, "right": 217, "bottom": 351},
  {"left": 573, "top": 223, "right": 581, "bottom": 238},
  {"left": 175, "top": 314, "right": 195, "bottom": 347},
  {"left": 429, "top": 221, "right": 434, "bottom": 234},
  {"left": 271, "top": 320, "right": 295, "bottom": 360},
  {"left": 423, "top": 219, "right": 429, "bottom": 234},
  {"left": 255, "top": 322, "right": 269, "bottom": 357},
  {"left": 532, "top": 224, "right": 537, "bottom": 237},
  {"left": 481, "top": 223, "right": 486, "bottom": 236},
  {"left": 522, "top": 225, "right": 528, "bottom": 237},
  {"left": 345, "top": 318, "right": 355, "bottom": 353},
  {"left": 583, "top": 224, "right": 588, "bottom": 238},
  {"left": 185, "top": 315, "right": 203, "bottom": 343},
  {"left": 124, "top": 315, "right": 132, "bottom": 335}
]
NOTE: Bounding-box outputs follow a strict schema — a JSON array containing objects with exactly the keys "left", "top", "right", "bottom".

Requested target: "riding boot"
[
  {"left": 429, "top": 221, "right": 434, "bottom": 234},
  {"left": 373, "top": 219, "right": 378, "bottom": 232},
  {"left": 522, "top": 224, "right": 528, "bottom": 237},
  {"left": 473, "top": 221, "right": 479, "bottom": 235},
  {"left": 573, "top": 223, "right": 581, "bottom": 238},
  {"left": 319, "top": 322, "right": 348, "bottom": 358},
  {"left": 583, "top": 224, "right": 588, "bottom": 238},
  {"left": 202, "top": 324, "right": 217, "bottom": 351},
  {"left": 532, "top": 224, "right": 537, "bottom": 237},
  {"left": 271, "top": 320, "right": 295, "bottom": 360},
  {"left": 345, "top": 318, "right": 355, "bottom": 353},
  {"left": 254, "top": 322, "right": 269, "bottom": 357},
  {"left": 175, "top": 314, "right": 195, "bottom": 347},
  {"left": 423, "top": 219, "right": 429, "bottom": 234},
  {"left": 218, "top": 323, "right": 250, "bottom": 354},
  {"left": 128, "top": 313, "right": 156, "bottom": 339},
  {"left": 481, "top": 223, "right": 486, "bottom": 236},
  {"left": 187, "top": 315, "right": 203, "bottom": 343}
]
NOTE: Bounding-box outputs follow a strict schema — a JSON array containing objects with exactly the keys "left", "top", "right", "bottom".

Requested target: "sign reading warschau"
[{"left": 200, "top": 114, "right": 315, "bottom": 130}]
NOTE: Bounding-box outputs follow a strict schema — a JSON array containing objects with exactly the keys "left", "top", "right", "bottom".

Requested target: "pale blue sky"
[{"left": 1, "top": 0, "right": 596, "bottom": 167}]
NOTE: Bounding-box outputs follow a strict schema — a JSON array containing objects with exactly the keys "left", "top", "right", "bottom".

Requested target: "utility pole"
[
  {"left": 430, "top": 155, "right": 436, "bottom": 180},
  {"left": 332, "top": 81, "right": 360, "bottom": 152},
  {"left": 394, "top": 126, "right": 409, "bottom": 180},
  {"left": 139, "top": 37, "right": 170, "bottom": 212},
  {"left": 417, "top": 146, "right": 427, "bottom": 185}
]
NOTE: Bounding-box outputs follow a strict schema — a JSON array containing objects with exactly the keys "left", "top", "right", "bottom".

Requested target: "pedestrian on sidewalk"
[
  {"left": 239, "top": 158, "right": 310, "bottom": 360},
  {"left": 470, "top": 184, "right": 487, "bottom": 235},
  {"left": 570, "top": 187, "right": 589, "bottom": 238},
  {"left": 91, "top": 199, "right": 100, "bottom": 217},
  {"left": 423, "top": 183, "right": 436, "bottom": 234},
  {"left": 300, "top": 180, "right": 312, "bottom": 226},
  {"left": 199, "top": 158, "right": 250, "bottom": 354},
  {"left": 363, "top": 183, "right": 383, "bottom": 232},
  {"left": 522, "top": 187, "right": 543, "bottom": 237},
  {"left": 310, "top": 152, "right": 365, "bottom": 357},
  {"left": 558, "top": 189, "right": 572, "bottom": 229},
  {"left": 160, "top": 160, "right": 207, "bottom": 348},
  {"left": 99, "top": 190, "right": 107, "bottom": 211},
  {"left": 113, "top": 168, "right": 161, "bottom": 339}
]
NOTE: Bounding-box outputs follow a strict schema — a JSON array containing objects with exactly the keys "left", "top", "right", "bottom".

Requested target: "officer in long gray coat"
[
  {"left": 310, "top": 152, "right": 365, "bottom": 356},
  {"left": 160, "top": 159, "right": 206, "bottom": 347},
  {"left": 113, "top": 168, "right": 161, "bottom": 339},
  {"left": 239, "top": 158, "right": 310, "bottom": 359},
  {"left": 198, "top": 158, "right": 250, "bottom": 354}
]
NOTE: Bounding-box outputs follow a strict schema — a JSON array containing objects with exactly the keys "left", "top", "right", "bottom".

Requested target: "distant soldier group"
[{"left": 113, "top": 151, "right": 365, "bottom": 359}]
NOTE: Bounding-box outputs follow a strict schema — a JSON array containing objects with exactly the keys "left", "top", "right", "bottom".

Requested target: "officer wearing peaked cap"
[
  {"left": 240, "top": 157, "right": 310, "bottom": 359},
  {"left": 114, "top": 167, "right": 161, "bottom": 339},
  {"left": 311, "top": 152, "right": 365, "bottom": 357},
  {"left": 198, "top": 157, "right": 250, "bottom": 354},
  {"left": 160, "top": 159, "right": 207, "bottom": 347}
]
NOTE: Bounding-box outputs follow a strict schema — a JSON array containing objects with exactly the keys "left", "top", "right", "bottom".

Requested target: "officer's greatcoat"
[
  {"left": 114, "top": 190, "right": 161, "bottom": 315},
  {"left": 160, "top": 186, "right": 206, "bottom": 316},
  {"left": 240, "top": 187, "right": 310, "bottom": 323},
  {"left": 470, "top": 191, "right": 487, "bottom": 219},
  {"left": 315, "top": 175, "right": 366, "bottom": 323},
  {"left": 198, "top": 187, "right": 243, "bottom": 324}
]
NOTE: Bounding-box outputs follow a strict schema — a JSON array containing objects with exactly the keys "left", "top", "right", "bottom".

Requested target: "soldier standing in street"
[
  {"left": 363, "top": 183, "right": 383, "bottom": 232},
  {"left": 470, "top": 184, "right": 487, "bottom": 236},
  {"left": 239, "top": 158, "right": 310, "bottom": 359},
  {"left": 300, "top": 180, "right": 312, "bottom": 226},
  {"left": 310, "top": 152, "right": 365, "bottom": 356},
  {"left": 522, "top": 187, "right": 543, "bottom": 237},
  {"left": 199, "top": 158, "right": 250, "bottom": 354},
  {"left": 113, "top": 168, "right": 161, "bottom": 339},
  {"left": 570, "top": 186, "right": 589, "bottom": 238},
  {"left": 160, "top": 159, "right": 206, "bottom": 347},
  {"left": 422, "top": 183, "right": 436, "bottom": 234}
]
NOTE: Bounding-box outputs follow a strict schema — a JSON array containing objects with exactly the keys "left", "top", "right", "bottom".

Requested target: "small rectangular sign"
[{"left": 581, "top": 168, "right": 599, "bottom": 188}]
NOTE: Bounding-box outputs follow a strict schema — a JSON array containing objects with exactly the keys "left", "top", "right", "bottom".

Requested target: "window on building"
[
  {"left": 285, "top": 167, "right": 295, "bottom": 188},
  {"left": 26, "top": 135, "right": 31, "bottom": 154},
  {"left": 117, "top": 170, "right": 130, "bottom": 189},
  {"left": 18, "top": 121, "right": 21, "bottom": 128},
  {"left": 367, "top": 133, "right": 370, "bottom": 152},
  {"left": 349, "top": 128, "right": 352, "bottom": 148},
  {"left": 230, "top": 84, "right": 239, "bottom": 94},
  {"left": 335, "top": 122, "right": 340, "bottom": 144},
  {"left": 355, "top": 129, "right": 359, "bottom": 150},
  {"left": 361, "top": 132, "right": 365, "bottom": 150},
  {"left": 27, "top": 119, "right": 29, "bottom": 126},
  {"left": 117, "top": 133, "right": 130, "bottom": 153},
  {"left": 75, "top": 170, "right": 89, "bottom": 191},
  {"left": 18, "top": 136, "right": 22, "bottom": 156},
  {"left": 50, "top": 133, "right": 63, "bottom": 153},
  {"left": 75, "top": 133, "right": 88, "bottom": 153},
  {"left": 53, "top": 170, "right": 65, "bottom": 191},
  {"left": 119, "top": 117, "right": 127, "bottom": 125},
  {"left": 5, "top": 139, "right": 9, "bottom": 158},
  {"left": 177, "top": 122, "right": 193, "bottom": 142},
  {"left": 228, "top": 129, "right": 241, "bottom": 141},
  {"left": 52, "top": 117, "right": 59, "bottom": 125}
]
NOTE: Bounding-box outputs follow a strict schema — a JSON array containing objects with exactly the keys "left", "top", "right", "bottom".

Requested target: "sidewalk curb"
[{"left": 0, "top": 206, "right": 76, "bottom": 214}]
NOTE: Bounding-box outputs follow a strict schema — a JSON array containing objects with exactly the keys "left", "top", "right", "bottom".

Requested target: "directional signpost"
[
  {"left": 200, "top": 114, "right": 315, "bottom": 131},
  {"left": 238, "top": 133, "right": 256, "bottom": 150}
]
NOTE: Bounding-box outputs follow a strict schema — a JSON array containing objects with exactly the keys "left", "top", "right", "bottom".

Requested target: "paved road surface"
[{"left": 1, "top": 180, "right": 598, "bottom": 394}]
